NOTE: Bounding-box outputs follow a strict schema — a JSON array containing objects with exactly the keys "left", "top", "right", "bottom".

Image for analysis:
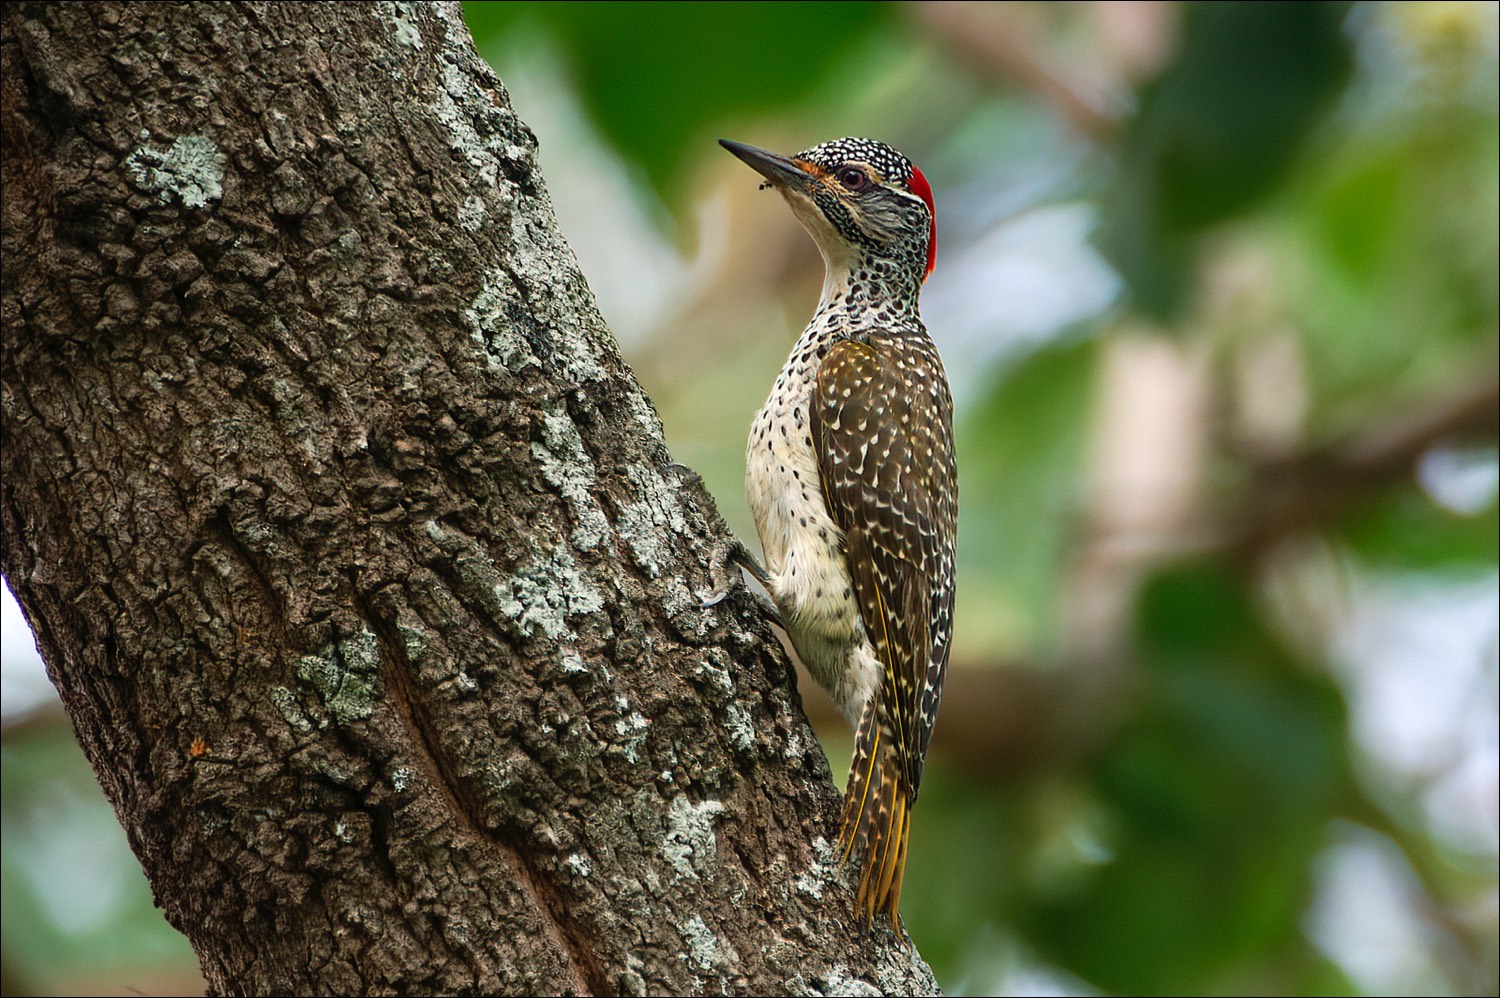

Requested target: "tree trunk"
[{"left": 0, "top": 4, "right": 939, "bottom": 994}]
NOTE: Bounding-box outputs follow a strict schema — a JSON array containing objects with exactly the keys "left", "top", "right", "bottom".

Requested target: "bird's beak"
[{"left": 719, "top": 139, "right": 817, "bottom": 192}]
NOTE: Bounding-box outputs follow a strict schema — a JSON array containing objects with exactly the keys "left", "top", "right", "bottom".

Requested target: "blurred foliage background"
[{"left": 3, "top": 2, "right": 1496, "bottom": 995}]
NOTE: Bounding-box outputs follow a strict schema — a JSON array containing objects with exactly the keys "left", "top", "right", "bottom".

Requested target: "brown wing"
[{"left": 809, "top": 333, "right": 957, "bottom": 797}]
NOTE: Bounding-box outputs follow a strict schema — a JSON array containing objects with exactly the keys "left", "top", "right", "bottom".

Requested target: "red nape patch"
[{"left": 909, "top": 166, "right": 937, "bottom": 281}]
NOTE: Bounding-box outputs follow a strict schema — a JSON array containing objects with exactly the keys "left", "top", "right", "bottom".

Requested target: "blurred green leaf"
[
  {"left": 1316, "top": 147, "right": 1407, "bottom": 281},
  {"left": 1100, "top": 1, "right": 1355, "bottom": 319},
  {"left": 1284, "top": 111, "right": 1499, "bottom": 426},
  {"left": 463, "top": 1, "right": 892, "bottom": 197},
  {"left": 1335, "top": 482, "right": 1499, "bottom": 571},
  {"left": 1023, "top": 561, "right": 1352, "bottom": 994},
  {"left": 955, "top": 337, "right": 1097, "bottom": 657}
]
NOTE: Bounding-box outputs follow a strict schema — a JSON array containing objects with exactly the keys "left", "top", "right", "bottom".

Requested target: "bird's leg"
[
  {"left": 660, "top": 460, "right": 783, "bottom": 627},
  {"left": 702, "top": 537, "right": 783, "bottom": 628},
  {"left": 703, "top": 536, "right": 771, "bottom": 598}
]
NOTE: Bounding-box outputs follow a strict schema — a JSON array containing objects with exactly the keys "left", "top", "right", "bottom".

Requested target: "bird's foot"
[{"left": 701, "top": 538, "right": 783, "bottom": 628}]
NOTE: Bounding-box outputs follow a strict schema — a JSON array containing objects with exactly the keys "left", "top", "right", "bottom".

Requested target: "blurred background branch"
[
  {"left": 1229, "top": 367, "right": 1500, "bottom": 559},
  {"left": 913, "top": 1, "right": 1126, "bottom": 141}
]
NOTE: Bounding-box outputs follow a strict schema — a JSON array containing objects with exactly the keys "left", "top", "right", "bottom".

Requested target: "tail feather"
[
  {"left": 838, "top": 704, "right": 912, "bottom": 930},
  {"left": 868, "top": 790, "right": 906, "bottom": 911},
  {"left": 839, "top": 714, "right": 881, "bottom": 865}
]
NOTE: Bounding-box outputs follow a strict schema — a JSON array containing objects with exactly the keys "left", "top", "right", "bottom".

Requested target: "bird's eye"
[{"left": 837, "top": 167, "right": 868, "bottom": 191}]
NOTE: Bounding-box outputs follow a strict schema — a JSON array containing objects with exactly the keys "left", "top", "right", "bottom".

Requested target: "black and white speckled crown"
[{"left": 796, "top": 137, "right": 916, "bottom": 189}]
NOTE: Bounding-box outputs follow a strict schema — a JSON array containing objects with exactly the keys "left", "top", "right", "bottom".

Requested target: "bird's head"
[{"left": 720, "top": 136, "right": 936, "bottom": 288}]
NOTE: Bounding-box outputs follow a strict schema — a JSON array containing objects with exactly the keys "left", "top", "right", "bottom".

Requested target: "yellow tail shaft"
[{"left": 838, "top": 709, "right": 912, "bottom": 929}]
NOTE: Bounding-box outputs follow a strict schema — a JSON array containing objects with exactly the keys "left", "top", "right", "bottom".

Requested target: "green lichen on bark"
[
  {"left": 125, "top": 132, "right": 225, "bottom": 208},
  {"left": 296, "top": 629, "right": 381, "bottom": 725}
]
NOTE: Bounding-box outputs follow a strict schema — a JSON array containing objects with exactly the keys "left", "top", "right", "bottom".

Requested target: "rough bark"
[{"left": 0, "top": 3, "right": 939, "bottom": 995}]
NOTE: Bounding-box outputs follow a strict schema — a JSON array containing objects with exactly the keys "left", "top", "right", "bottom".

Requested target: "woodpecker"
[{"left": 720, "top": 136, "right": 956, "bottom": 929}]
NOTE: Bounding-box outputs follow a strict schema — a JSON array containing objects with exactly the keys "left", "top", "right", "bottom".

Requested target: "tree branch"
[
  {"left": 913, "top": 1, "right": 1122, "bottom": 142},
  {"left": 1227, "top": 366, "right": 1499, "bottom": 559}
]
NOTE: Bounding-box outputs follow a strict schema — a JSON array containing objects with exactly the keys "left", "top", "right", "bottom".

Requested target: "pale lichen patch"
[
  {"left": 616, "top": 462, "right": 688, "bottom": 578},
  {"left": 429, "top": 44, "right": 616, "bottom": 393},
  {"left": 680, "top": 914, "right": 736, "bottom": 973},
  {"left": 818, "top": 965, "right": 883, "bottom": 997},
  {"left": 723, "top": 702, "right": 756, "bottom": 754},
  {"left": 694, "top": 654, "right": 735, "bottom": 701},
  {"left": 625, "top": 387, "right": 668, "bottom": 448},
  {"left": 397, "top": 621, "right": 429, "bottom": 662},
  {"left": 126, "top": 133, "right": 225, "bottom": 209},
  {"left": 271, "top": 685, "right": 314, "bottom": 734},
  {"left": 662, "top": 795, "right": 725, "bottom": 882},
  {"left": 558, "top": 646, "right": 611, "bottom": 682},
  {"left": 502, "top": 208, "right": 607, "bottom": 385},
  {"left": 795, "top": 836, "right": 839, "bottom": 901},
  {"left": 296, "top": 629, "right": 381, "bottom": 725},
  {"left": 498, "top": 544, "right": 605, "bottom": 641},
  {"left": 692, "top": 654, "right": 753, "bottom": 752},
  {"left": 533, "top": 406, "right": 610, "bottom": 550},
  {"left": 465, "top": 268, "right": 537, "bottom": 372},
  {"left": 784, "top": 720, "right": 806, "bottom": 761},
  {"left": 378, "top": 0, "right": 423, "bottom": 48},
  {"left": 784, "top": 963, "right": 899, "bottom": 998},
  {"left": 458, "top": 194, "right": 487, "bottom": 232},
  {"left": 425, "top": 521, "right": 605, "bottom": 642},
  {"left": 613, "top": 701, "right": 651, "bottom": 763},
  {"left": 432, "top": 59, "right": 502, "bottom": 187}
]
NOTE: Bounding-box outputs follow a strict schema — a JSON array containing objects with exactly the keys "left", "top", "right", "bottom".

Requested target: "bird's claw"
[{"left": 701, "top": 539, "right": 783, "bottom": 628}]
